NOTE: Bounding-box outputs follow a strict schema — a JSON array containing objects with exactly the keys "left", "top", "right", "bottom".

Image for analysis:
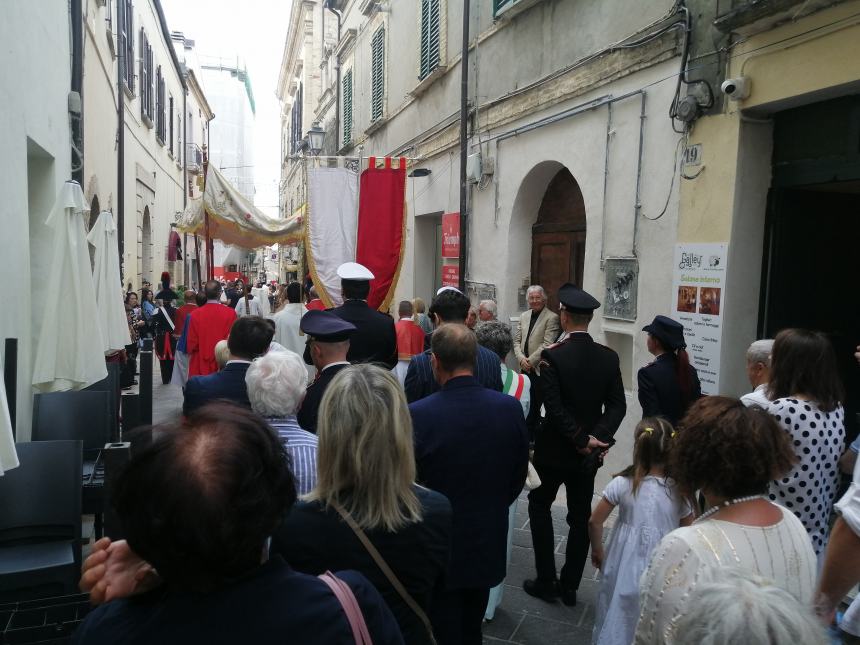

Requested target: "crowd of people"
[{"left": 75, "top": 263, "right": 859, "bottom": 645}]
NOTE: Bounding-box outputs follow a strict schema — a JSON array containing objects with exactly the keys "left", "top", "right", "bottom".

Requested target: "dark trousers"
[
  {"left": 527, "top": 462, "right": 596, "bottom": 591},
  {"left": 120, "top": 343, "right": 138, "bottom": 387},
  {"left": 525, "top": 372, "right": 542, "bottom": 441},
  {"left": 430, "top": 587, "right": 490, "bottom": 645}
]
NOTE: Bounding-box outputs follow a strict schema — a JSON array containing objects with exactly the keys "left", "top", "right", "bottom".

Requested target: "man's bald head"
[
  {"left": 431, "top": 323, "right": 476, "bottom": 373},
  {"left": 113, "top": 404, "right": 296, "bottom": 592},
  {"left": 184, "top": 290, "right": 195, "bottom": 301}
]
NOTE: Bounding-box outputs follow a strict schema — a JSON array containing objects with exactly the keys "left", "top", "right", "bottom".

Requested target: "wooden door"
[{"left": 530, "top": 168, "right": 587, "bottom": 311}]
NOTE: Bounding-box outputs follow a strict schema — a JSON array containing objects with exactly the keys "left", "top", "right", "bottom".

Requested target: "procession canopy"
[{"left": 176, "top": 165, "right": 302, "bottom": 248}]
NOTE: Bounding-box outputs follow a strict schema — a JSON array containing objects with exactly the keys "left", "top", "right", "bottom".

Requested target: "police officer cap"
[
  {"left": 337, "top": 262, "right": 375, "bottom": 281},
  {"left": 300, "top": 310, "right": 356, "bottom": 342},
  {"left": 642, "top": 315, "right": 686, "bottom": 351},
  {"left": 558, "top": 283, "right": 600, "bottom": 314}
]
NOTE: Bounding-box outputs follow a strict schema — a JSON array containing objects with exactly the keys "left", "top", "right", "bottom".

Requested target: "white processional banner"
[{"left": 306, "top": 166, "right": 359, "bottom": 308}]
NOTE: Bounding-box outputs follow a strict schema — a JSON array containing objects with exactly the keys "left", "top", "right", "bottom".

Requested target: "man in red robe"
[
  {"left": 172, "top": 290, "right": 198, "bottom": 339},
  {"left": 393, "top": 300, "right": 425, "bottom": 385},
  {"left": 305, "top": 285, "right": 325, "bottom": 311},
  {"left": 186, "top": 281, "right": 238, "bottom": 377}
]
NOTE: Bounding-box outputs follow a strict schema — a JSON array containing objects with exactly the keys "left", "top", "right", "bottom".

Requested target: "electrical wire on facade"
[{"left": 640, "top": 135, "right": 685, "bottom": 222}]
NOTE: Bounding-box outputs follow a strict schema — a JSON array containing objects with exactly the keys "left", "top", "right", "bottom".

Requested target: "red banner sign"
[
  {"left": 441, "top": 263, "right": 460, "bottom": 287},
  {"left": 441, "top": 212, "right": 460, "bottom": 258}
]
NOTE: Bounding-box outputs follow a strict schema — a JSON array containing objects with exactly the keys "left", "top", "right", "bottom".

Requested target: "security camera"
[{"left": 721, "top": 77, "right": 750, "bottom": 101}]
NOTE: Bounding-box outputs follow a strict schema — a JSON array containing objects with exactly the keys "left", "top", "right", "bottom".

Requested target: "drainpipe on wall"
[
  {"left": 327, "top": 2, "right": 342, "bottom": 154},
  {"left": 70, "top": 0, "right": 84, "bottom": 186},
  {"left": 116, "top": 23, "right": 126, "bottom": 273},
  {"left": 183, "top": 84, "right": 188, "bottom": 286},
  {"left": 458, "top": 0, "right": 471, "bottom": 293}
]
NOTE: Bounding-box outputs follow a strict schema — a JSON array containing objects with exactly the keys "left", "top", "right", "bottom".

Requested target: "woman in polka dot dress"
[{"left": 766, "top": 328, "right": 845, "bottom": 556}]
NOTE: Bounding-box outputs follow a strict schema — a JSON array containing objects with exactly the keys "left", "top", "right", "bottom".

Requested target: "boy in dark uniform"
[{"left": 523, "top": 283, "right": 626, "bottom": 606}]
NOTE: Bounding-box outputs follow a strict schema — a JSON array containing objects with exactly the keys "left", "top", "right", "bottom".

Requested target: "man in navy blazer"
[
  {"left": 182, "top": 316, "right": 274, "bottom": 416},
  {"left": 405, "top": 288, "right": 502, "bottom": 403},
  {"left": 410, "top": 324, "right": 528, "bottom": 645}
]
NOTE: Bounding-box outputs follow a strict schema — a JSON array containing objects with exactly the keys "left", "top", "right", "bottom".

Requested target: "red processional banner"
[{"left": 355, "top": 157, "right": 407, "bottom": 311}]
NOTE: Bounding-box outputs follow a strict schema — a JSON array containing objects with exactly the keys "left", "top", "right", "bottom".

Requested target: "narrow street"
[{"left": 4, "top": 0, "right": 859, "bottom": 642}]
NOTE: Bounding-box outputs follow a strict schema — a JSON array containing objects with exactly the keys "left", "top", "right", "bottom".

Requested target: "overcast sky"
[{"left": 161, "top": 0, "right": 291, "bottom": 217}]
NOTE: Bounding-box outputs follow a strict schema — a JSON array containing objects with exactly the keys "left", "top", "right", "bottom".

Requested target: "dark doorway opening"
[
  {"left": 761, "top": 95, "right": 860, "bottom": 440},
  {"left": 531, "top": 168, "right": 586, "bottom": 312}
]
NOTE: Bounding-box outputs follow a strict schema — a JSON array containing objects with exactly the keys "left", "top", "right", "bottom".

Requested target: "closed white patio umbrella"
[
  {"left": 32, "top": 180, "right": 107, "bottom": 392},
  {"left": 0, "top": 364, "right": 18, "bottom": 475},
  {"left": 87, "top": 210, "right": 131, "bottom": 353}
]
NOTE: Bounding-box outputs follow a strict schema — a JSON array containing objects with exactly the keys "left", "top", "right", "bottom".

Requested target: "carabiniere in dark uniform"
[{"left": 524, "top": 283, "right": 626, "bottom": 607}]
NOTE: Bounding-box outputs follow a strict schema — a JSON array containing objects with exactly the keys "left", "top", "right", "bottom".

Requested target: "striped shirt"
[{"left": 267, "top": 417, "right": 318, "bottom": 496}]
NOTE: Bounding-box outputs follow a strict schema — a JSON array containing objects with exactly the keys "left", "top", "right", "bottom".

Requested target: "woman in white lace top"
[{"left": 635, "top": 397, "right": 817, "bottom": 645}]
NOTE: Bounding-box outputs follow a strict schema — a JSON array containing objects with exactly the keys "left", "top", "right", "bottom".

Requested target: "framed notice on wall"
[
  {"left": 670, "top": 243, "right": 728, "bottom": 395},
  {"left": 441, "top": 212, "right": 460, "bottom": 258}
]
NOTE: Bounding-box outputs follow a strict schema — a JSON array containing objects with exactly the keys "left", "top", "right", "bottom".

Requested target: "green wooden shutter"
[
  {"left": 419, "top": 0, "right": 440, "bottom": 81},
  {"left": 139, "top": 29, "right": 147, "bottom": 118},
  {"left": 371, "top": 26, "right": 385, "bottom": 122},
  {"left": 343, "top": 69, "right": 353, "bottom": 147},
  {"left": 493, "top": 0, "right": 514, "bottom": 15}
]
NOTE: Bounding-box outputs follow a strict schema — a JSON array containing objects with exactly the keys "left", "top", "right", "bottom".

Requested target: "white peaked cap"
[{"left": 337, "top": 262, "right": 375, "bottom": 280}]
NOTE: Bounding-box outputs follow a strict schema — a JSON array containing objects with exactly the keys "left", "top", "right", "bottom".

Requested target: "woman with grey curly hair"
[
  {"left": 673, "top": 568, "right": 827, "bottom": 645},
  {"left": 475, "top": 320, "right": 530, "bottom": 417}
]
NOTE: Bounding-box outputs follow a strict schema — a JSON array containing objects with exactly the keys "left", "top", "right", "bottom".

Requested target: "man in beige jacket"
[{"left": 513, "top": 285, "right": 561, "bottom": 438}]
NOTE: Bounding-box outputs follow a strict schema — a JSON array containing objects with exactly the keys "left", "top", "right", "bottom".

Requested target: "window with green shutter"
[
  {"left": 342, "top": 69, "right": 353, "bottom": 147},
  {"left": 419, "top": 0, "right": 441, "bottom": 81},
  {"left": 493, "top": 0, "right": 516, "bottom": 15},
  {"left": 370, "top": 26, "right": 385, "bottom": 123}
]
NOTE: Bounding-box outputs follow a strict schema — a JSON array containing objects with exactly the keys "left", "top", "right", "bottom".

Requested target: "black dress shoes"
[
  {"left": 522, "top": 579, "right": 559, "bottom": 603},
  {"left": 559, "top": 586, "right": 577, "bottom": 607}
]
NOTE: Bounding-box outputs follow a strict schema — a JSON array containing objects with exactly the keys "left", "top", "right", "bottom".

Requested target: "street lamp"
[{"left": 306, "top": 122, "right": 325, "bottom": 156}]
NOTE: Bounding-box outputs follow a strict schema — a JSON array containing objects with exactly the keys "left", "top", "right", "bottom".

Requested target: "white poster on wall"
[{"left": 671, "top": 243, "right": 728, "bottom": 395}]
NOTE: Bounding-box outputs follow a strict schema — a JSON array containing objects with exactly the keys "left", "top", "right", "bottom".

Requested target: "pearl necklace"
[{"left": 695, "top": 494, "right": 769, "bottom": 523}]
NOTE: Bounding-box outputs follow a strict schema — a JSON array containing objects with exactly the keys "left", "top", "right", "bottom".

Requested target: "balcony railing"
[{"left": 186, "top": 143, "right": 204, "bottom": 174}]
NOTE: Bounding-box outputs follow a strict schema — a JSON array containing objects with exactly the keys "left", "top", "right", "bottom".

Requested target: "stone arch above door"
[{"left": 531, "top": 168, "right": 587, "bottom": 312}]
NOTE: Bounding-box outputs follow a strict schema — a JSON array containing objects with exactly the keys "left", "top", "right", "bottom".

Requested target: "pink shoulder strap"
[{"left": 318, "top": 571, "right": 374, "bottom": 645}]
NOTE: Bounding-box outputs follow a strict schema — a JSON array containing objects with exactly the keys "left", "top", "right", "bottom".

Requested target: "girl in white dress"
[{"left": 589, "top": 418, "right": 693, "bottom": 645}]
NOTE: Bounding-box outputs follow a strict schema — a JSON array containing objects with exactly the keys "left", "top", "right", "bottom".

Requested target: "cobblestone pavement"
[{"left": 150, "top": 355, "right": 602, "bottom": 644}]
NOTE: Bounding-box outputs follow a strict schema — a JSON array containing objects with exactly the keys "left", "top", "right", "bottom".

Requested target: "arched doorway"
[
  {"left": 89, "top": 195, "right": 100, "bottom": 269},
  {"left": 141, "top": 207, "right": 152, "bottom": 285},
  {"left": 531, "top": 168, "right": 586, "bottom": 312}
]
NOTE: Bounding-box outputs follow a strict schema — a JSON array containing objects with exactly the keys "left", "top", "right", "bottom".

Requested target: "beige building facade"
[
  {"left": 679, "top": 0, "right": 860, "bottom": 432},
  {"left": 83, "top": 0, "right": 212, "bottom": 291}
]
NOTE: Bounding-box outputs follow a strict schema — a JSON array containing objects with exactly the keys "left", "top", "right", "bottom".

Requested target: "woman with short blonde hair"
[{"left": 273, "top": 364, "right": 452, "bottom": 645}]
